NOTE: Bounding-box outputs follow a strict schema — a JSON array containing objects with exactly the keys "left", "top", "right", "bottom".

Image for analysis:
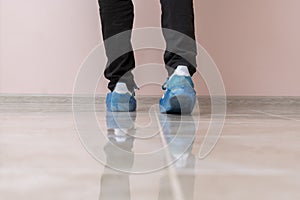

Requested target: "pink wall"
[{"left": 1, "top": 0, "right": 300, "bottom": 96}]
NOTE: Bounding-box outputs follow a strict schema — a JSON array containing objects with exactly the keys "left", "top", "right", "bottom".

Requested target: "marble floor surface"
[{"left": 0, "top": 96, "right": 299, "bottom": 200}]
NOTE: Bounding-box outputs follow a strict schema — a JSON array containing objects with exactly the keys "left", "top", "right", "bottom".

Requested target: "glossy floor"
[{"left": 0, "top": 97, "right": 300, "bottom": 200}]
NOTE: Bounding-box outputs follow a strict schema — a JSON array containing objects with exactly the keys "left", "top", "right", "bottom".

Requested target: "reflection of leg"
[
  {"left": 158, "top": 114, "right": 196, "bottom": 199},
  {"left": 160, "top": 0, "right": 197, "bottom": 76},
  {"left": 178, "top": 155, "right": 196, "bottom": 200},
  {"left": 99, "top": 173, "right": 131, "bottom": 200},
  {"left": 158, "top": 176, "right": 173, "bottom": 200},
  {"left": 98, "top": 0, "right": 136, "bottom": 92},
  {"left": 100, "top": 141, "right": 133, "bottom": 200},
  {"left": 157, "top": 154, "right": 195, "bottom": 200},
  {"left": 99, "top": 112, "right": 136, "bottom": 199}
]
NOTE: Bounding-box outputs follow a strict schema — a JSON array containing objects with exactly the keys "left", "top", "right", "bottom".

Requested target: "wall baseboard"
[{"left": 0, "top": 95, "right": 299, "bottom": 112}]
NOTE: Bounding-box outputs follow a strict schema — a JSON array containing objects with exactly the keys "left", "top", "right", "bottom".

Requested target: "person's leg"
[
  {"left": 159, "top": 0, "right": 197, "bottom": 114},
  {"left": 99, "top": 0, "right": 137, "bottom": 112},
  {"left": 160, "top": 0, "right": 197, "bottom": 76},
  {"left": 98, "top": 0, "right": 136, "bottom": 92}
]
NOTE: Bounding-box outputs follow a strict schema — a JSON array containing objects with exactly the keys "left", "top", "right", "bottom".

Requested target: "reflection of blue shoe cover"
[
  {"left": 106, "top": 112, "right": 136, "bottom": 144},
  {"left": 106, "top": 83, "right": 136, "bottom": 112},
  {"left": 160, "top": 66, "right": 196, "bottom": 114},
  {"left": 105, "top": 112, "right": 136, "bottom": 169},
  {"left": 106, "top": 112, "right": 136, "bottom": 130},
  {"left": 159, "top": 114, "right": 196, "bottom": 168}
]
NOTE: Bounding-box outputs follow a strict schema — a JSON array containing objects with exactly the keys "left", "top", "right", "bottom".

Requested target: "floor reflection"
[
  {"left": 158, "top": 114, "right": 196, "bottom": 200},
  {"left": 99, "top": 112, "right": 196, "bottom": 200},
  {"left": 99, "top": 112, "right": 136, "bottom": 200}
]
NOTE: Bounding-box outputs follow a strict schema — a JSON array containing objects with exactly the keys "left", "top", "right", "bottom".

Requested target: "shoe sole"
[
  {"left": 162, "top": 94, "right": 196, "bottom": 114},
  {"left": 109, "top": 103, "right": 136, "bottom": 112}
]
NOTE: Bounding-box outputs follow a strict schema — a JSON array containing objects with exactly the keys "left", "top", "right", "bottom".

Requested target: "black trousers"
[{"left": 98, "top": 0, "right": 197, "bottom": 91}]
